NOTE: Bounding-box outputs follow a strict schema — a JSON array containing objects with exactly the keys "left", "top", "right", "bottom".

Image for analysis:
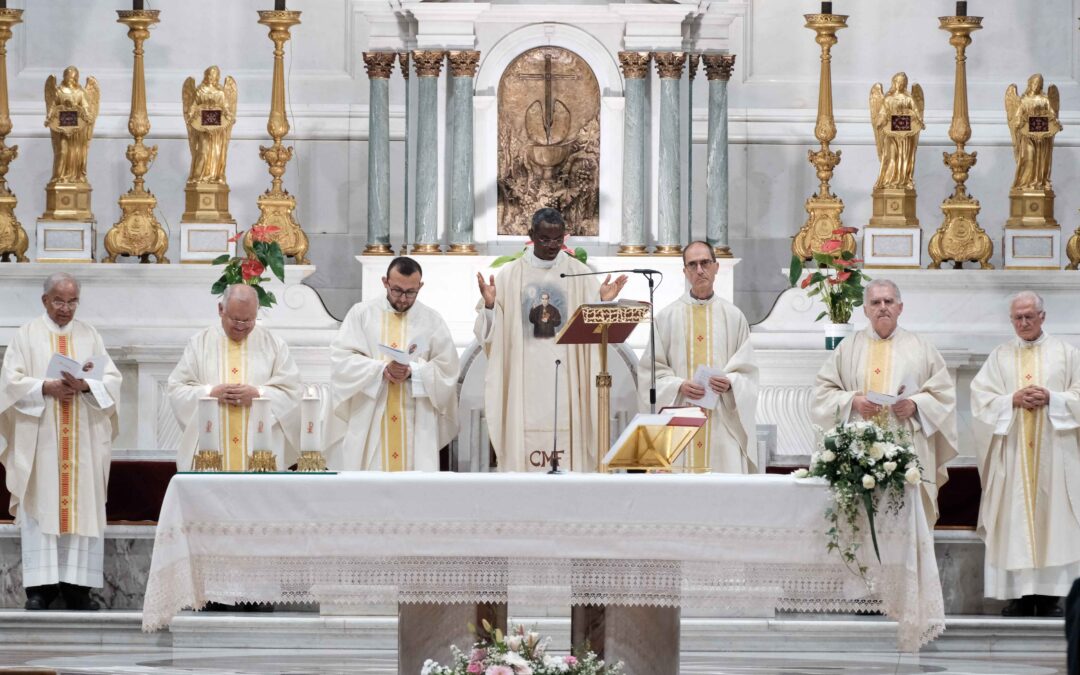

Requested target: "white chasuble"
[
  {"left": 813, "top": 327, "right": 958, "bottom": 525},
  {"left": 168, "top": 325, "right": 302, "bottom": 471},
  {"left": 0, "top": 316, "right": 121, "bottom": 539},
  {"left": 640, "top": 293, "right": 759, "bottom": 473},
  {"left": 475, "top": 252, "right": 602, "bottom": 472},
  {"left": 327, "top": 298, "right": 459, "bottom": 472},
  {"left": 971, "top": 334, "right": 1080, "bottom": 598}
]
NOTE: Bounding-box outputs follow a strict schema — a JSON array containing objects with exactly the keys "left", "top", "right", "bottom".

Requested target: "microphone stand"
[
  {"left": 548, "top": 358, "right": 562, "bottom": 474},
  {"left": 560, "top": 268, "right": 661, "bottom": 413}
]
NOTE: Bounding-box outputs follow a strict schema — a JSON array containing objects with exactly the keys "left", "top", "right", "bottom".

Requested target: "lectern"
[{"left": 556, "top": 300, "right": 650, "bottom": 472}]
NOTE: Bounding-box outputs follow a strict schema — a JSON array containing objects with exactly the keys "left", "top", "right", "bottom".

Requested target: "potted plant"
[
  {"left": 788, "top": 226, "right": 869, "bottom": 350},
  {"left": 211, "top": 225, "right": 286, "bottom": 309}
]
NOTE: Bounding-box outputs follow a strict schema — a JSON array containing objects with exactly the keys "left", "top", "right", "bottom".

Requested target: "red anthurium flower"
[
  {"left": 836, "top": 270, "right": 851, "bottom": 282},
  {"left": 241, "top": 258, "right": 265, "bottom": 281},
  {"left": 227, "top": 229, "right": 246, "bottom": 244},
  {"left": 832, "top": 227, "right": 858, "bottom": 235},
  {"left": 828, "top": 277, "right": 842, "bottom": 286},
  {"left": 820, "top": 239, "right": 842, "bottom": 253},
  {"left": 800, "top": 274, "right": 814, "bottom": 289},
  {"left": 250, "top": 225, "right": 281, "bottom": 243}
]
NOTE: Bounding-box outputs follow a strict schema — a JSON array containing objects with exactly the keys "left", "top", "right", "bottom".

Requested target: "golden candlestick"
[
  {"left": 928, "top": 14, "right": 993, "bottom": 269},
  {"left": 249, "top": 9, "right": 310, "bottom": 264},
  {"left": 0, "top": 8, "right": 25, "bottom": 263},
  {"left": 792, "top": 12, "right": 855, "bottom": 260},
  {"left": 103, "top": 10, "right": 169, "bottom": 264}
]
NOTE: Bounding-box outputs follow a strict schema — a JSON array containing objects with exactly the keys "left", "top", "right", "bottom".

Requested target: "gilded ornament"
[
  {"left": 104, "top": 10, "right": 169, "bottom": 263},
  {"left": 42, "top": 66, "right": 99, "bottom": 222},
  {"left": 870, "top": 73, "right": 924, "bottom": 192},
  {"left": 448, "top": 50, "right": 480, "bottom": 78},
  {"left": 412, "top": 50, "right": 446, "bottom": 78},
  {"left": 701, "top": 53, "right": 735, "bottom": 82},
  {"left": 687, "top": 52, "right": 700, "bottom": 80},
  {"left": 652, "top": 52, "right": 686, "bottom": 79},
  {"left": 181, "top": 66, "right": 238, "bottom": 223},
  {"left": 362, "top": 51, "right": 395, "bottom": 80},
  {"left": 0, "top": 8, "right": 26, "bottom": 262},
  {"left": 618, "top": 51, "right": 650, "bottom": 80},
  {"left": 1006, "top": 75, "right": 1061, "bottom": 193}
]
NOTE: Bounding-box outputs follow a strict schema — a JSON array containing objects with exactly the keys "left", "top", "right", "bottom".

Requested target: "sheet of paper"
[
  {"left": 686, "top": 365, "right": 726, "bottom": 410},
  {"left": 379, "top": 337, "right": 427, "bottom": 365},
  {"left": 866, "top": 378, "right": 916, "bottom": 407},
  {"left": 46, "top": 353, "right": 107, "bottom": 381}
]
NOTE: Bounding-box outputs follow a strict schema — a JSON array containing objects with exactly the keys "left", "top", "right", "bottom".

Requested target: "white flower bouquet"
[
  {"left": 422, "top": 621, "right": 622, "bottom": 675},
  {"left": 794, "top": 418, "right": 923, "bottom": 578}
]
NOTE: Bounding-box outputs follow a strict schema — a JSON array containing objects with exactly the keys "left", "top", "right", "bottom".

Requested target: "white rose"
[
  {"left": 793, "top": 468, "right": 810, "bottom": 478},
  {"left": 905, "top": 467, "right": 921, "bottom": 484},
  {"left": 821, "top": 450, "right": 836, "bottom": 463},
  {"left": 503, "top": 652, "right": 528, "bottom": 668},
  {"left": 868, "top": 442, "right": 886, "bottom": 460},
  {"left": 862, "top": 475, "right": 876, "bottom": 489},
  {"left": 883, "top": 461, "right": 897, "bottom": 474},
  {"left": 884, "top": 444, "right": 897, "bottom": 459}
]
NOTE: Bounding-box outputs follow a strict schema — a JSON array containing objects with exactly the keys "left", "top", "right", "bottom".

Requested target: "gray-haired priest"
[
  {"left": 0, "top": 273, "right": 122, "bottom": 611},
  {"left": 971, "top": 291, "right": 1080, "bottom": 618},
  {"left": 326, "top": 256, "right": 459, "bottom": 471},
  {"left": 812, "top": 278, "right": 958, "bottom": 527},
  {"left": 168, "top": 284, "right": 303, "bottom": 471}
]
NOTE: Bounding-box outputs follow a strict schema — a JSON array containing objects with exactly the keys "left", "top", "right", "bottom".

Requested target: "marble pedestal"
[
  {"left": 863, "top": 227, "right": 922, "bottom": 268},
  {"left": 179, "top": 222, "right": 236, "bottom": 263},
  {"left": 572, "top": 605, "right": 680, "bottom": 673},
  {"left": 35, "top": 219, "right": 95, "bottom": 262},
  {"left": 397, "top": 602, "right": 506, "bottom": 675},
  {"left": 1003, "top": 227, "right": 1060, "bottom": 269}
]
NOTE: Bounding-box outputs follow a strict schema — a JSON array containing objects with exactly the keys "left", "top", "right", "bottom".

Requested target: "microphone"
[
  {"left": 548, "top": 359, "right": 563, "bottom": 474},
  {"left": 560, "top": 268, "right": 660, "bottom": 278}
]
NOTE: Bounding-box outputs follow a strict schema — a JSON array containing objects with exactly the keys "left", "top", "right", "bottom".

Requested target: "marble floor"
[{"left": 0, "top": 648, "right": 1068, "bottom": 675}]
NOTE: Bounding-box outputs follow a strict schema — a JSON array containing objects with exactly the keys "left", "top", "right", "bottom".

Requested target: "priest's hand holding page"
[
  {"left": 42, "top": 378, "right": 77, "bottom": 402},
  {"left": 709, "top": 375, "right": 732, "bottom": 394},
  {"left": 384, "top": 361, "right": 410, "bottom": 384},
  {"left": 852, "top": 394, "right": 882, "bottom": 419}
]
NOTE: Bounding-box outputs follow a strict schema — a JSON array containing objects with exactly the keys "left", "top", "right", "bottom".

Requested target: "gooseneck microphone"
[{"left": 548, "top": 359, "right": 563, "bottom": 474}]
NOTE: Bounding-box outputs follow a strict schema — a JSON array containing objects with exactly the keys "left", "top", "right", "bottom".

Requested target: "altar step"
[{"left": 0, "top": 610, "right": 1064, "bottom": 655}]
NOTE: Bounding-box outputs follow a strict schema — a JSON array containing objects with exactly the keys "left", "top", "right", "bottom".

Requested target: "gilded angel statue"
[
  {"left": 869, "top": 72, "right": 925, "bottom": 191},
  {"left": 182, "top": 66, "right": 238, "bottom": 184},
  {"left": 1005, "top": 74, "right": 1062, "bottom": 191},
  {"left": 44, "top": 66, "right": 100, "bottom": 185}
]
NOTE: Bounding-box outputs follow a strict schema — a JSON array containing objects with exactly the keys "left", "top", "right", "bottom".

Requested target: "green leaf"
[
  {"left": 815, "top": 310, "right": 827, "bottom": 322},
  {"left": 253, "top": 284, "right": 275, "bottom": 309},
  {"left": 268, "top": 248, "right": 286, "bottom": 283},
  {"left": 574, "top": 246, "right": 588, "bottom": 264},
  {"left": 210, "top": 278, "right": 228, "bottom": 295},
  {"left": 211, "top": 254, "right": 231, "bottom": 266},
  {"left": 788, "top": 255, "right": 804, "bottom": 287},
  {"left": 863, "top": 491, "right": 882, "bottom": 564}
]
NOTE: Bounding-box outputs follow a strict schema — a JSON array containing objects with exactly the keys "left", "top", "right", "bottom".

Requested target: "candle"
[
  {"left": 198, "top": 397, "right": 218, "bottom": 452},
  {"left": 275, "top": 0, "right": 286, "bottom": 10},
  {"left": 301, "top": 395, "right": 322, "bottom": 452},
  {"left": 821, "top": 2, "right": 832, "bottom": 14},
  {"left": 251, "top": 398, "right": 272, "bottom": 452},
  {"left": 956, "top": 1, "right": 966, "bottom": 16},
  {"left": 133, "top": 0, "right": 144, "bottom": 9},
  {"left": 0, "top": 2, "right": 7, "bottom": 10}
]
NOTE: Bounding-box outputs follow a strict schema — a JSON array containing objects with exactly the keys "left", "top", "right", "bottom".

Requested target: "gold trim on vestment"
[
  {"left": 1017, "top": 344, "right": 1043, "bottom": 567},
  {"left": 380, "top": 310, "right": 407, "bottom": 471},
  {"left": 686, "top": 303, "right": 712, "bottom": 472},
  {"left": 222, "top": 336, "right": 248, "bottom": 470}
]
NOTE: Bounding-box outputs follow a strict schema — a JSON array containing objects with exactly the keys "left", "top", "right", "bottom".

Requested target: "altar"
[{"left": 142, "top": 471, "right": 944, "bottom": 670}]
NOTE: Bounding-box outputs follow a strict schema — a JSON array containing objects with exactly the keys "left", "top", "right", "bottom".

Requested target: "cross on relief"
[
  {"left": 696, "top": 335, "right": 705, "bottom": 342},
  {"left": 517, "top": 52, "right": 579, "bottom": 144}
]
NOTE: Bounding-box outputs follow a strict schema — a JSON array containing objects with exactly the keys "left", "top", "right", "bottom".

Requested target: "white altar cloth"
[{"left": 141, "top": 472, "right": 944, "bottom": 651}]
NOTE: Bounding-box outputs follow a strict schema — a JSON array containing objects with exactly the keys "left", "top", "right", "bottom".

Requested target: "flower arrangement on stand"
[
  {"left": 210, "top": 225, "right": 285, "bottom": 308},
  {"left": 794, "top": 417, "right": 923, "bottom": 579},
  {"left": 788, "top": 227, "right": 870, "bottom": 349},
  {"left": 422, "top": 622, "right": 622, "bottom": 675},
  {"left": 491, "top": 233, "right": 587, "bottom": 269}
]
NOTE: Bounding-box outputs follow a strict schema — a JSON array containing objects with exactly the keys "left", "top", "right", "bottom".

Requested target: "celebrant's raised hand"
[
  {"left": 852, "top": 394, "right": 881, "bottom": 419},
  {"left": 477, "top": 272, "right": 496, "bottom": 309},
  {"left": 892, "top": 398, "right": 917, "bottom": 421},
  {"left": 708, "top": 375, "right": 732, "bottom": 395},
  {"left": 599, "top": 274, "right": 628, "bottom": 301},
  {"left": 679, "top": 380, "right": 706, "bottom": 401}
]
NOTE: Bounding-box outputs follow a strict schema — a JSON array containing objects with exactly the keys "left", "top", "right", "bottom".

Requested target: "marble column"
[
  {"left": 362, "top": 52, "right": 396, "bottom": 255},
  {"left": 652, "top": 52, "right": 686, "bottom": 256},
  {"left": 411, "top": 50, "right": 446, "bottom": 254},
  {"left": 447, "top": 50, "right": 480, "bottom": 254},
  {"left": 618, "top": 52, "right": 651, "bottom": 256},
  {"left": 703, "top": 53, "right": 736, "bottom": 258}
]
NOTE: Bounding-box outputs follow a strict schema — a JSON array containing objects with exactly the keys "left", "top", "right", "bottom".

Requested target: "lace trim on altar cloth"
[{"left": 141, "top": 555, "right": 943, "bottom": 651}]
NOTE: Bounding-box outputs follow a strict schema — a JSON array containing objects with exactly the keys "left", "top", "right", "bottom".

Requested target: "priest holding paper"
[
  {"left": 639, "top": 241, "right": 759, "bottom": 472},
  {"left": 327, "top": 256, "right": 459, "bottom": 471},
  {"left": 168, "top": 284, "right": 302, "bottom": 471},
  {"left": 971, "top": 291, "right": 1080, "bottom": 617},
  {"left": 476, "top": 208, "right": 627, "bottom": 472},
  {"left": 0, "top": 273, "right": 121, "bottom": 611},
  {"left": 812, "top": 278, "right": 958, "bottom": 525}
]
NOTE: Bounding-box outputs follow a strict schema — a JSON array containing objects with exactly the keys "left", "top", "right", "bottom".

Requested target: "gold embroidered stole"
[
  {"left": 865, "top": 335, "right": 893, "bottom": 400},
  {"left": 686, "top": 303, "right": 711, "bottom": 472},
  {"left": 380, "top": 310, "right": 407, "bottom": 472},
  {"left": 221, "top": 336, "right": 248, "bottom": 470},
  {"left": 51, "top": 332, "right": 78, "bottom": 534},
  {"left": 1016, "top": 343, "right": 1043, "bottom": 565}
]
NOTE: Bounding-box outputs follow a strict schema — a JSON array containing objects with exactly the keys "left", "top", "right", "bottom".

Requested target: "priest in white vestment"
[
  {"left": 0, "top": 273, "right": 121, "bottom": 610},
  {"left": 168, "top": 284, "right": 302, "bottom": 471},
  {"left": 812, "top": 278, "right": 958, "bottom": 526},
  {"left": 971, "top": 291, "right": 1079, "bottom": 617},
  {"left": 639, "top": 241, "right": 759, "bottom": 472},
  {"left": 326, "top": 256, "right": 459, "bottom": 471},
  {"left": 475, "top": 208, "right": 627, "bottom": 472}
]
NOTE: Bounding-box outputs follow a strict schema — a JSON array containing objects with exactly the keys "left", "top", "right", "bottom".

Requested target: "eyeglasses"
[
  {"left": 1011, "top": 313, "right": 1043, "bottom": 324},
  {"left": 225, "top": 316, "right": 255, "bottom": 327},
  {"left": 48, "top": 299, "right": 79, "bottom": 310},
  {"left": 532, "top": 236, "right": 564, "bottom": 246},
  {"left": 388, "top": 287, "right": 419, "bottom": 299},
  {"left": 684, "top": 260, "right": 716, "bottom": 271}
]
